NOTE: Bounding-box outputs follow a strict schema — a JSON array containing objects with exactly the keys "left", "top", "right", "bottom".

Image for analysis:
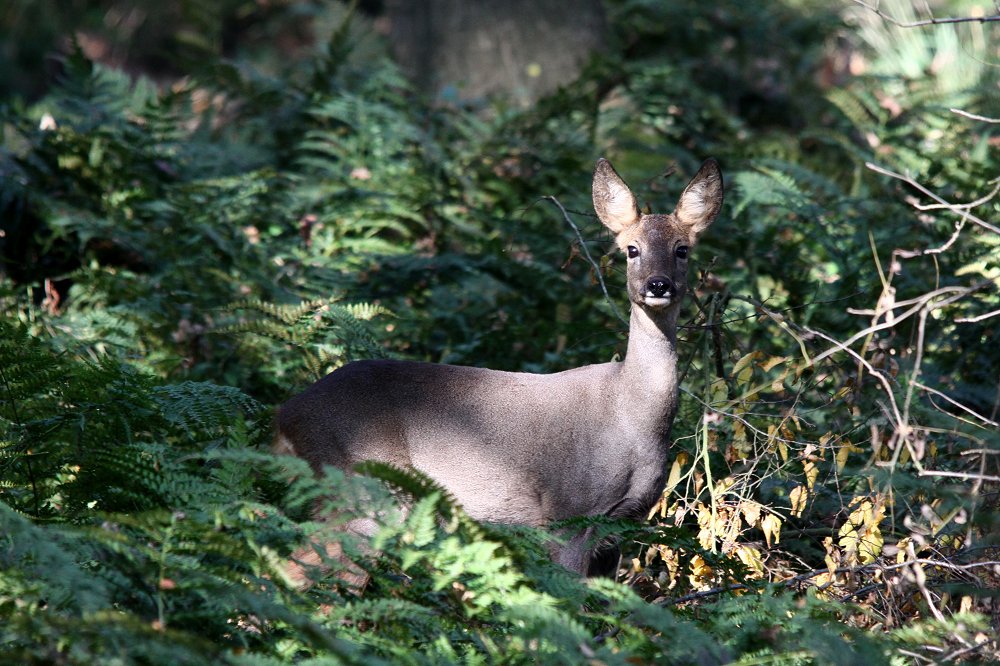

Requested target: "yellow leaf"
[
  {"left": 688, "top": 554, "right": 714, "bottom": 590},
  {"left": 732, "top": 420, "right": 750, "bottom": 459},
  {"left": 833, "top": 384, "right": 852, "bottom": 400},
  {"left": 663, "top": 456, "right": 684, "bottom": 498},
  {"left": 730, "top": 351, "right": 764, "bottom": 378},
  {"left": 647, "top": 495, "right": 666, "bottom": 521},
  {"left": 859, "top": 526, "right": 883, "bottom": 563},
  {"left": 657, "top": 546, "right": 681, "bottom": 590},
  {"left": 895, "top": 537, "right": 913, "bottom": 564},
  {"left": 734, "top": 545, "right": 765, "bottom": 578},
  {"left": 789, "top": 485, "right": 808, "bottom": 518},
  {"left": 710, "top": 377, "right": 728, "bottom": 405},
  {"left": 715, "top": 477, "right": 736, "bottom": 493},
  {"left": 838, "top": 499, "right": 884, "bottom": 564},
  {"left": 760, "top": 355, "right": 787, "bottom": 372},
  {"left": 852, "top": 499, "right": 873, "bottom": 526},
  {"left": 836, "top": 444, "right": 851, "bottom": 472},
  {"left": 761, "top": 514, "right": 782, "bottom": 548},
  {"left": 741, "top": 501, "right": 762, "bottom": 527},
  {"left": 768, "top": 425, "right": 788, "bottom": 462},
  {"left": 803, "top": 460, "right": 819, "bottom": 491}
]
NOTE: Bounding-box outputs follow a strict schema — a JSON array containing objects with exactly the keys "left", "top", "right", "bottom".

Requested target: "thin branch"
[
  {"left": 951, "top": 108, "right": 1000, "bottom": 123},
  {"left": 813, "top": 284, "right": 987, "bottom": 366},
  {"left": 942, "top": 642, "right": 993, "bottom": 663},
  {"left": 853, "top": 0, "right": 1000, "bottom": 27},
  {"left": 541, "top": 196, "right": 627, "bottom": 326},
  {"left": 913, "top": 381, "right": 999, "bottom": 428},
  {"left": 908, "top": 179, "right": 1000, "bottom": 212},
  {"left": 901, "top": 305, "right": 927, "bottom": 437},
  {"left": 866, "top": 162, "right": 1000, "bottom": 236},
  {"left": 955, "top": 308, "right": 1000, "bottom": 323},
  {"left": 893, "top": 217, "right": 966, "bottom": 259},
  {"left": 847, "top": 284, "right": 985, "bottom": 316},
  {"left": 918, "top": 469, "right": 1000, "bottom": 483}
]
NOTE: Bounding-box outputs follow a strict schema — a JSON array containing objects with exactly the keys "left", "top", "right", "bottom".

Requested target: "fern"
[
  {"left": 216, "top": 297, "right": 390, "bottom": 386},
  {"left": 153, "top": 381, "right": 261, "bottom": 435},
  {"left": 2, "top": 4, "right": 998, "bottom": 662}
]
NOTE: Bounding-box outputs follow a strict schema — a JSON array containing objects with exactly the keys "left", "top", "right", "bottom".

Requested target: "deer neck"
[{"left": 615, "top": 305, "right": 681, "bottom": 433}]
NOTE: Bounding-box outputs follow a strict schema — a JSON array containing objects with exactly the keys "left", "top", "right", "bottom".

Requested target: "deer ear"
[
  {"left": 675, "top": 158, "right": 723, "bottom": 241},
  {"left": 593, "top": 158, "right": 641, "bottom": 234}
]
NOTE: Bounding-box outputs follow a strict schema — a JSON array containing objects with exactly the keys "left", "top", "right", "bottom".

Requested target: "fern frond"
[{"left": 152, "top": 381, "right": 261, "bottom": 434}]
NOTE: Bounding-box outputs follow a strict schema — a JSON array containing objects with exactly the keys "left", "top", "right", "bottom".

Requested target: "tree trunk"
[{"left": 383, "top": 0, "right": 606, "bottom": 105}]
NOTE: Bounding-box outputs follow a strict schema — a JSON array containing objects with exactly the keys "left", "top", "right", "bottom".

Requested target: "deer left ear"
[
  {"left": 675, "top": 158, "right": 723, "bottom": 242},
  {"left": 593, "top": 158, "right": 641, "bottom": 234}
]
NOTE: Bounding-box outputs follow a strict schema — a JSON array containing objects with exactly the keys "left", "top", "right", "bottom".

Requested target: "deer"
[{"left": 275, "top": 157, "right": 723, "bottom": 577}]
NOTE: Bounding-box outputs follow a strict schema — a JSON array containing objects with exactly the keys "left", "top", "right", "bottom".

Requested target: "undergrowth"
[{"left": 1, "top": 0, "right": 998, "bottom": 663}]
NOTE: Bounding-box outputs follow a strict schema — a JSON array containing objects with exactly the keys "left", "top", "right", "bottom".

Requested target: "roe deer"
[{"left": 276, "top": 158, "right": 723, "bottom": 576}]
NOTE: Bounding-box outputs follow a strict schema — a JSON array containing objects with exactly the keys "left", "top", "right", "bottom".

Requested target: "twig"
[
  {"left": 918, "top": 469, "right": 1000, "bottom": 483},
  {"left": 814, "top": 283, "right": 990, "bottom": 365},
  {"left": 951, "top": 108, "right": 1000, "bottom": 123},
  {"left": 942, "top": 642, "right": 992, "bottom": 662},
  {"left": 866, "top": 162, "right": 1000, "bottom": 236},
  {"left": 852, "top": 0, "right": 1000, "bottom": 27},
  {"left": 846, "top": 284, "right": 987, "bottom": 316},
  {"left": 955, "top": 308, "right": 1000, "bottom": 323},
  {"left": 912, "top": 559, "right": 946, "bottom": 621},
  {"left": 896, "top": 648, "right": 935, "bottom": 664},
  {"left": 907, "top": 179, "right": 1000, "bottom": 212},
  {"left": 913, "top": 381, "right": 999, "bottom": 428},
  {"left": 839, "top": 582, "right": 883, "bottom": 603},
  {"left": 542, "top": 196, "right": 627, "bottom": 326},
  {"left": 900, "top": 290, "right": 944, "bottom": 447},
  {"left": 893, "top": 217, "right": 965, "bottom": 258},
  {"left": 731, "top": 295, "right": 812, "bottom": 364}
]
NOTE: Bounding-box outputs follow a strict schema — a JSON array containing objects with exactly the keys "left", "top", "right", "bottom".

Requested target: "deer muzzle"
[{"left": 642, "top": 276, "right": 675, "bottom": 307}]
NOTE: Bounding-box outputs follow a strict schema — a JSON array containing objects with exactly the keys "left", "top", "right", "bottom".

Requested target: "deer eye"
[
  {"left": 627, "top": 246, "right": 639, "bottom": 258},
  {"left": 675, "top": 246, "right": 689, "bottom": 259}
]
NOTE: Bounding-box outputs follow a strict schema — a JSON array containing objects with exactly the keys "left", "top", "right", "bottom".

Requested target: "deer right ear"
[
  {"left": 675, "top": 158, "right": 723, "bottom": 242},
  {"left": 592, "top": 158, "right": 641, "bottom": 234}
]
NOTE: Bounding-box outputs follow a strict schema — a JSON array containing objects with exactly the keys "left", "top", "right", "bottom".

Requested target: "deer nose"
[{"left": 646, "top": 277, "right": 673, "bottom": 298}]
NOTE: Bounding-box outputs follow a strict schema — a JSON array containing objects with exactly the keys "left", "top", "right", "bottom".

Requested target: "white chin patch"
[{"left": 643, "top": 296, "right": 672, "bottom": 308}]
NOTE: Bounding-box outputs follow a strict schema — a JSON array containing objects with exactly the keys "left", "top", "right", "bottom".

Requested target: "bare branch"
[
  {"left": 952, "top": 108, "right": 1000, "bottom": 124},
  {"left": 852, "top": 0, "right": 1000, "bottom": 27},
  {"left": 918, "top": 469, "right": 1000, "bottom": 483},
  {"left": 955, "top": 308, "right": 1000, "bottom": 323},
  {"left": 814, "top": 283, "right": 989, "bottom": 365},
  {"left": 908, "top": 179, "right": 1000, "bottom": 212},
  {"left": 866, "top": 162, "right": 1000, "bottom": 236},
  {"left": 914, "top": 381, "right": 1000, "bottom": 428},
  {"left": 892, "top": 217, "right": 966, "bottom": 259},
  {"left": 541, "top": 196, "right": 628, "bottom": 326}
]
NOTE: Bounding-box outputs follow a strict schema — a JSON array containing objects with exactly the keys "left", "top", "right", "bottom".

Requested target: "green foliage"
[{"left": 2, "top": 0, "right": 999, "bottom": 663}]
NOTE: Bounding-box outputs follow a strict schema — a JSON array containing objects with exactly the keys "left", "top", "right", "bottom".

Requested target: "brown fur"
[{"left": 276, "top": 158, "right": 723, "bottom": 576}]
